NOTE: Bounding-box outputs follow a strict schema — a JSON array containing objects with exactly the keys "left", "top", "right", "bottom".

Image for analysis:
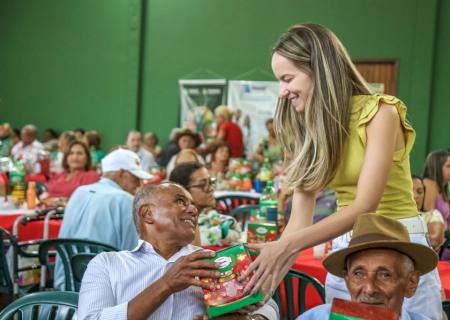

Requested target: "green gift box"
[{"left": 201, "top": 244, "right": 263, "bottom": 318}]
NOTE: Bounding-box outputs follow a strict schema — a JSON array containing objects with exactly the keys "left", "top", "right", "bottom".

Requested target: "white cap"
[{"left": 101, "top": 148, "right": 152, "bottom": 180}]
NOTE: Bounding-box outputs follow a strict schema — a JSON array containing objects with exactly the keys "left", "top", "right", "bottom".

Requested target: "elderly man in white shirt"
[
  {"left": 126, "top": 131, "right": 157, "bottom": 171},
  {"left": 78, "top": 182, "right": 278, "bottom": 320},
  {"left": 11, "top": 124, "right": 44, "bottom": 174}
]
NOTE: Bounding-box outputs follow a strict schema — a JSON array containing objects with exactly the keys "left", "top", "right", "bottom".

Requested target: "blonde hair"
[
  {"left": 214, "top": 105, "right": 232, "bottom": 120},
  {"left": 273, "top": 23, "right": 371, "bottom": 191},
  {"left": 175, "top": 148, "right": 201, "bottom": 165}
]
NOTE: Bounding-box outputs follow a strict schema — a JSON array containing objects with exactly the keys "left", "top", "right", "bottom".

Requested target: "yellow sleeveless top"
[{"left": 328, "top": 94, "right": 418, "bottom": 219}]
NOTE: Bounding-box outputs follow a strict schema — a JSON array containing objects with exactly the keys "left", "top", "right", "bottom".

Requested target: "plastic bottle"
[
  {"left": 9, "top": 157, "right": 26, "bottom": 188},
  {"left": 27, "top": 181, "right": 37, "bottom": 209},
  {"left": 258, "top": 157, "right": 272, "bottom": 189},
  {"left": 259, "top": 181, "right": 278, "bottom": 221},
  {"left": 11, "top": 181, "right": 25, "bottom": 206}
]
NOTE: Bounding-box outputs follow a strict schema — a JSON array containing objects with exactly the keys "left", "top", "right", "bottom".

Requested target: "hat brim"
[
  {"left": 129, "top": 169, "right": 152, "bottom": 180},
  {"left": 175, "top": 132, "right": 201, "bottom": 147},
  {"left": 323, "top": 240, "right": 438, "bottom": 277}
]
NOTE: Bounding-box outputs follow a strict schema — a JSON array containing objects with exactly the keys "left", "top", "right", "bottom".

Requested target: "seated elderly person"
[
  {"left": 299, "top": 213, "right": 439, "bottom": 320},
  {"left": 54, "top": 148, "right": 150, "bottom": 290},
  {"left": 78, "top": 182, "right": 278, "bottom": 320},
  {"left": 45, "top": 141, "right": 99, "bottom": 199},
  {"left": 126, "top": 130, "right": 157, "bottom": 171},
  {"left": 11, "top": 124, "right": 44, "bottom": 174}
]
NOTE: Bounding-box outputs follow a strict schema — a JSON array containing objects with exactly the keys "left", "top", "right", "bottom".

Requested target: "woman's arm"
[
  {"left": 244, "top": 103, "right": 401, "bottom": 293},
  {"left": 423, "top": 179, "right": 439, "bottom": 212},
  {"left": 282, "top": 103, "right": 400, "bottom": 251},
  {"left": 427, "top": 221, "right": 445, "bottom": 250}
]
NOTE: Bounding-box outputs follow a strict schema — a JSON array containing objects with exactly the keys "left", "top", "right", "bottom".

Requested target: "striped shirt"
[{"left": 78, "top": 240, "right": 279, "bottom": 320}]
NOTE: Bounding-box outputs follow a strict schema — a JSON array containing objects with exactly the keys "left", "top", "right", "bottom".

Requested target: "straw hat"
[
  {"left": 174, "top": 129, "right": 201, "bottom": 148},
  {"left": 323, "top": 213, "right": 438, "bottom": 277}
]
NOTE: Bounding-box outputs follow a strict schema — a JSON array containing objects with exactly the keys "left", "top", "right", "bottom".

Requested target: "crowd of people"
[{"left": 0, "top": 22, "right": 449, "bottom": 319}]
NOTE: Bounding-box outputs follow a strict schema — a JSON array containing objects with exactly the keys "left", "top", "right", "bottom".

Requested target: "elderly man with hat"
[
  {"left": 54, "top": 148, "right": 151, "bottom": 290},
  {"left": 299, "top": 213, "right": 440, "bottom": 320}
]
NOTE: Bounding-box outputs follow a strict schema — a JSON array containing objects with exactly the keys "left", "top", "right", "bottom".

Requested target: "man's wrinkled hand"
[{"left": 162, "top": 250, "right": 219, "bottom": 293}]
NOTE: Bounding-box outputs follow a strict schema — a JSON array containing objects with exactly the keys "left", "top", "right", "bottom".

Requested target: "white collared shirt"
[
  {"left": 78, "top": 240, "right": 205, "bottom": 319},
  {"left": 78, "top": 240, "right": 279, "bottom": 320},
  {"left": 137, "top": 147, "right": 157, "bottom": 170}
]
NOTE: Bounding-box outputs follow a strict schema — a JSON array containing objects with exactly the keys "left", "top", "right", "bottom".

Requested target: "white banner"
[
  {"left": 227, "top": 80, "right": 279, "bottom": 156},
  {"left": 178, "top": 79, "right": 227, "bottom": 130}
]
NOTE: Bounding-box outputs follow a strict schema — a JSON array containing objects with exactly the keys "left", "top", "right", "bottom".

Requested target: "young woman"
[
  {"left": 242, "top": 23, "right": 442, "bottom": 319},
  {"left": 208, "top": 141, "right": 231, "bottom": 177},
  {"left": 412, "top": 175, "right": 445, "bottom": 251},
  {"left": 45, "top": 141, "right": 99, "bottom": 198},
  {"left": 422, "top": 150, "right": 450, "bottom": 229}
]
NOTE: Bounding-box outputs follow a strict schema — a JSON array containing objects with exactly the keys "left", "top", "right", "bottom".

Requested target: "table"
[{"left": 0, "top": 210, "right": 62, "bottom": 241}]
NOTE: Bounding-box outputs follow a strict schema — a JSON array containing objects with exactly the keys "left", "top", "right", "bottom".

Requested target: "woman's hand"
[{"left": 240, "top": 238, "right": 298, "bottom": 296}]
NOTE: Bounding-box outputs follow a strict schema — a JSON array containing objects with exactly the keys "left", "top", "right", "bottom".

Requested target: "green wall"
[
  {"left": 1, "top": 0, "right": 448, "bottom": 173},
  {"left": 429, "top": 0, "right": 450, "bottom": 153},
  {"left": 0, "top": 0, "right": 141, "bottom": 149}
]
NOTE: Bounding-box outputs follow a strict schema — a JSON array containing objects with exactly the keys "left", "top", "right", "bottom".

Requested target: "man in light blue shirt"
[
  {"left": 54, "top": 148, "right": 151, "bottom": 290},
  {"left": 78, "top": 182, "right": 279, "bottom": 320},
  {"left": 299, "top": 214, "right": 438, "bottom": 320}
]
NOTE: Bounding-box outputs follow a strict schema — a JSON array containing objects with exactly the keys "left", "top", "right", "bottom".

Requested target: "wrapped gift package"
[{"left": 201, "top": 244, "right": 263, "bottom": 318}]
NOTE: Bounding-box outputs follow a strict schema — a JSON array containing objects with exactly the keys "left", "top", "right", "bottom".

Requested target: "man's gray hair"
[
  {"left": 401, "top": 254, "right": 415, "bottom": 274},
  {"left": 132, "top": 182, "right": 186, "bottom": 234},
  {"left": 23, "top": 124, "right": 37, "bottom": 133}
]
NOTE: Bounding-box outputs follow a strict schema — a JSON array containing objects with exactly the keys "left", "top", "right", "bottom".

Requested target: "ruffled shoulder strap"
[{"left": 353, "top": 94, "right": 415, "bottom": 161}]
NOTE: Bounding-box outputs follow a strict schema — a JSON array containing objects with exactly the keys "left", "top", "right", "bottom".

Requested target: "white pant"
[{"left": 325, "top": 216, "right": 443, "bottom": 320}]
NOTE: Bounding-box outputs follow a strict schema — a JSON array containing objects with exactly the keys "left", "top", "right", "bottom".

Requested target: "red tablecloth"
[{"left": 1, "top": 213, "right": 62, "bottom": 241}]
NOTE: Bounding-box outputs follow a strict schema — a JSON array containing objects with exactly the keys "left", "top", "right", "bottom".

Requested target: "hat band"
[{"left": 349, "top": 233, "right": 408, "bottom": 246}]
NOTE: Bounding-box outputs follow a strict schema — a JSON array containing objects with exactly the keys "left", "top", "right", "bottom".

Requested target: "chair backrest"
[
  {"left": 0, "top": 291, "right": 78, "bottom": 320},
  {"left": 274, "top": 269, "right": 325, "bottom": 320},
  {"left": 443, "top": 300, "right": 450, "bottom": 318},
  {"left": 439, "top": 230, "right": 450, "bottom": 259},
  {"left": 71, "top": 253, "right": 96, "bottom": 284},
  {"left": 215, "top": 191, "right": 260, "bottom": 214},
  {"left": 38, "top": 239, "right": 118, "bottom": 292},
  {"left": 229, "top": 205, "right": 259, "bottom": 227},
  {"left": 0, "top": 227, "right": 17, "bottom": 301}
]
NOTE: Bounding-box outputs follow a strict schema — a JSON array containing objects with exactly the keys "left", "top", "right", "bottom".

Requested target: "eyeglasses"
[{"left": 188, "top": 177, "right": 216, "bottom": 191}]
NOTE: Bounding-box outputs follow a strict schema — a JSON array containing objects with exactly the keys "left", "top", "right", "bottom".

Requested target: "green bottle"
[
  {"left": 9, "top": 157, "right": 26, "bottom": 188},
  {"left": 259, "top": 181, "right": 278, "bottom": 222}
]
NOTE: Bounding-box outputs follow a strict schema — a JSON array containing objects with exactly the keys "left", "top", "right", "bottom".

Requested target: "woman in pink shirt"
[{"left": 45, "top": 141, "right": 99, "bottom": 199}]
